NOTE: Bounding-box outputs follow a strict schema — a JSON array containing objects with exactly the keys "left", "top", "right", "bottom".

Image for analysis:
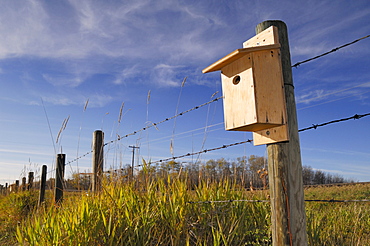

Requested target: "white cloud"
[
  {"left": 43, "top": 74, "right": 84, "bottom": 88},
  {"left": 152, "top": 64, "right": 184, "bottom": 87},
  {"left": 113, "top": 65, "right": 142, "bottom": 85}
]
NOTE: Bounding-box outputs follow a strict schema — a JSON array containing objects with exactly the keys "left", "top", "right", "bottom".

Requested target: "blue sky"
[{"left": 1, "top": 0, "right": 370, "bottom": 185}]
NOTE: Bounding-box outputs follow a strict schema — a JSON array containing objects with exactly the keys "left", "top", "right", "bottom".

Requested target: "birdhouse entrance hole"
[{"left": 233, "top": 75, "right": 241, "bottom": 85}]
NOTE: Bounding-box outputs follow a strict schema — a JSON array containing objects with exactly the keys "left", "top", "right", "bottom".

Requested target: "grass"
[
  {"left": 304, "top": 183, "right": 370, "bottom": 246},
  {"left": 0, "top": 181, "right": 369, "bottom": 245}
]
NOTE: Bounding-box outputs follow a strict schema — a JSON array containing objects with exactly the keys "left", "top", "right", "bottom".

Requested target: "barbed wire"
[
  {"left": 65, "top": 150, "right": 93, "bottom": 166},
  {"left": 11, "top": 111, "right": 370, "bottom": 179},
  {"left": 64, "top": 96, "right": 223, "bottom": 165},
  {"left": 144, "top": 139, "right": 253, "bottom": 166},
  {"left": 305, "top": 199, "right": 370, "bottom": 203},
  {"left": 187, "top": 199, "right": 370, "bottom": 204},
  {"left": 292, "top": 34, "right": 370, "bottom": 68},
  {"left": 298, "top": 113, "right": 370, "bottom": 132},
  {"left": 140, "top": 112, "right": 369, "bottom": 166},
  {"left": 103, "top": 96, "right": 223, "bottom": 147},
  {"left": 187, "top": 199, "right": 269, "bottom": 204}
]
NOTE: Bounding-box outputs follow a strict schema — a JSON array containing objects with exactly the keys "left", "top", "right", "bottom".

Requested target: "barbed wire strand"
[
  {"left": 103, "top": 96, "right": 223, "bottom": 147},
  {"left": 187, "top": 199, "right": 370, "bottom": 204},
  {"left": 292, "top": 34, "right": 370, "bottom": 68},
  {"left": 142, "top": 139, "right": 253, "bottom": 166},
  {"left": 298, "top": 113, "right": 370, "bottom": 132}
]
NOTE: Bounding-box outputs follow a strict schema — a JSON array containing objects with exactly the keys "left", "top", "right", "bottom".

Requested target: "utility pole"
[
  {"left": 129, "top": 145, "right": 140, "bottom": 180},
  {"left": 256, "top": 20, "right": 307, "bottom": 246}
]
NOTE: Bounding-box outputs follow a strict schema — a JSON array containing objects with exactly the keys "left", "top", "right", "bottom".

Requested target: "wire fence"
[
  {"left": 141, "top": 111, "right": 370, "bottom": 167},
  {"left": 63, "top": 33, "right": 370, "bottom": 166},
  {"left": 3, "top": 33, "right": 370, "bottom": 205}
]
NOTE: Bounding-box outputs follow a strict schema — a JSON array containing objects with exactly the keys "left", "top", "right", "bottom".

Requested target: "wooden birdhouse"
[{"left": 203, "top": 26, "right": 289, "bottom": 145}]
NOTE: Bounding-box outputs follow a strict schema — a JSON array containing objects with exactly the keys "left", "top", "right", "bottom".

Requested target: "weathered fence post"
[
  {"left": 22, "top": 177, "right": 27, "bottom": 191},
  {"left": 55, "top": 154, "right": 65, "bottom": 204},
  {"left": 256, "top": 20, "right": 307, "bottom": 246},
  {"left": 38, "top": 165, "right": 47, "bottom": 207},
  {"left": 15, "top": 180, "right": 19, "bottom": 192},
  {"left": 92, "top": 130, "right": 104, "bottom": 192},
  {"left": 27, "top": 172, "right": 34, "bottom": 190}
]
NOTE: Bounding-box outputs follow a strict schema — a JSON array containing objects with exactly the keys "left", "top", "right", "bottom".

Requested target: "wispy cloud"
[
  {"left": 297, "top": 81, "right": 370, "bottom": 105},
  {"left": 41, "top": 93, "right": 113, "bottom": 108}
]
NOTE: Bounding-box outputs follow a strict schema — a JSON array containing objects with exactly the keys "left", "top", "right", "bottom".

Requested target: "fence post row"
[
  {"left": 256, "top": 20, "right": 307, "bottom": 246},
  {"left": 92, "top": 130, "right": 104, "bottom": 192},
  {"left": 55, "top": 154, "right": 65, "bottom": 204}
]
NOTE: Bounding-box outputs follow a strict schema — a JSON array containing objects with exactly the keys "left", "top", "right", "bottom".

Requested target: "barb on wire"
[
  {"left": 104, "top": 96, "right": 223, "bottom": 147},
  {"left": 292, "top": 34, "right": 370, "bottom": 68},
  {"left": 299, "top": 113, "right": 370, "bottom": 132}
]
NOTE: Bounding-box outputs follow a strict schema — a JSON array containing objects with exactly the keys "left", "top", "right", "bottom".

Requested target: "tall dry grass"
[
  {"left": 16, "top": 178, "right": 271, "bottom": 245},
  {"left": 2, "top": 181, "right": 368, "bottom": 245}
]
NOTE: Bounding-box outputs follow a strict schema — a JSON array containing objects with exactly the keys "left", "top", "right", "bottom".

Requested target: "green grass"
[{"left": 0, "top": 181, "right": 369, "bottom": 245}]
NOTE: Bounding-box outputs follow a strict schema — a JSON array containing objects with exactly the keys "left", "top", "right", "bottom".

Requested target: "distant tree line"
[{"left": 64, "top": 155, "right": 353, "bottom": 190}]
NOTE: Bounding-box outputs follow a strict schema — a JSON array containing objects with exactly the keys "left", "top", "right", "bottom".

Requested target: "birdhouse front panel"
[
  {"left": 221, "top": 55, "right": 257, "bottom": 131},
  {"left": 220, "top": 47, "right": 286, "bottom": 132}
]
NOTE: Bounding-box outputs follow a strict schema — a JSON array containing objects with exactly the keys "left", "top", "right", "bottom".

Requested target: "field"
[{"left": 0, "top": 180, "right": 369, "bottom": 245}]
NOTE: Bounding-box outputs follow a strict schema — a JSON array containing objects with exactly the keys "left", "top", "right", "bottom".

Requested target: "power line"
[{"left": 292, "top": 34, "right": 370, "bottom": 68}]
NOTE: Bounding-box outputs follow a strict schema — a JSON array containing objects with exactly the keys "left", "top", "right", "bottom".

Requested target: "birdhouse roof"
[{"left": 202, "top": 43, "right": 280, "bottom": 74}]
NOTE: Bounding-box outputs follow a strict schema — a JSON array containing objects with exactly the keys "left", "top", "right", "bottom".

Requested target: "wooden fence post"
[
  {"left": 38, "top": 165, "right": 47, "bottom": 207},
  {"left": 15, "top": 180, "right": 19, "bottom": 192},
  {"left": 55, "top": 154, "right": 65, "bottom": 204},
  {"left": 28, "top": 172, "right": 34, "bottom": 190},
  {"left": 22, "top": 177, "right": 27, "bottom": 191},
  {"left": 256, "top": 20, "right": 307, "bottom": 246},
  {"left": 92, "top": 130, "right": 104, "bottom": 192}
]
